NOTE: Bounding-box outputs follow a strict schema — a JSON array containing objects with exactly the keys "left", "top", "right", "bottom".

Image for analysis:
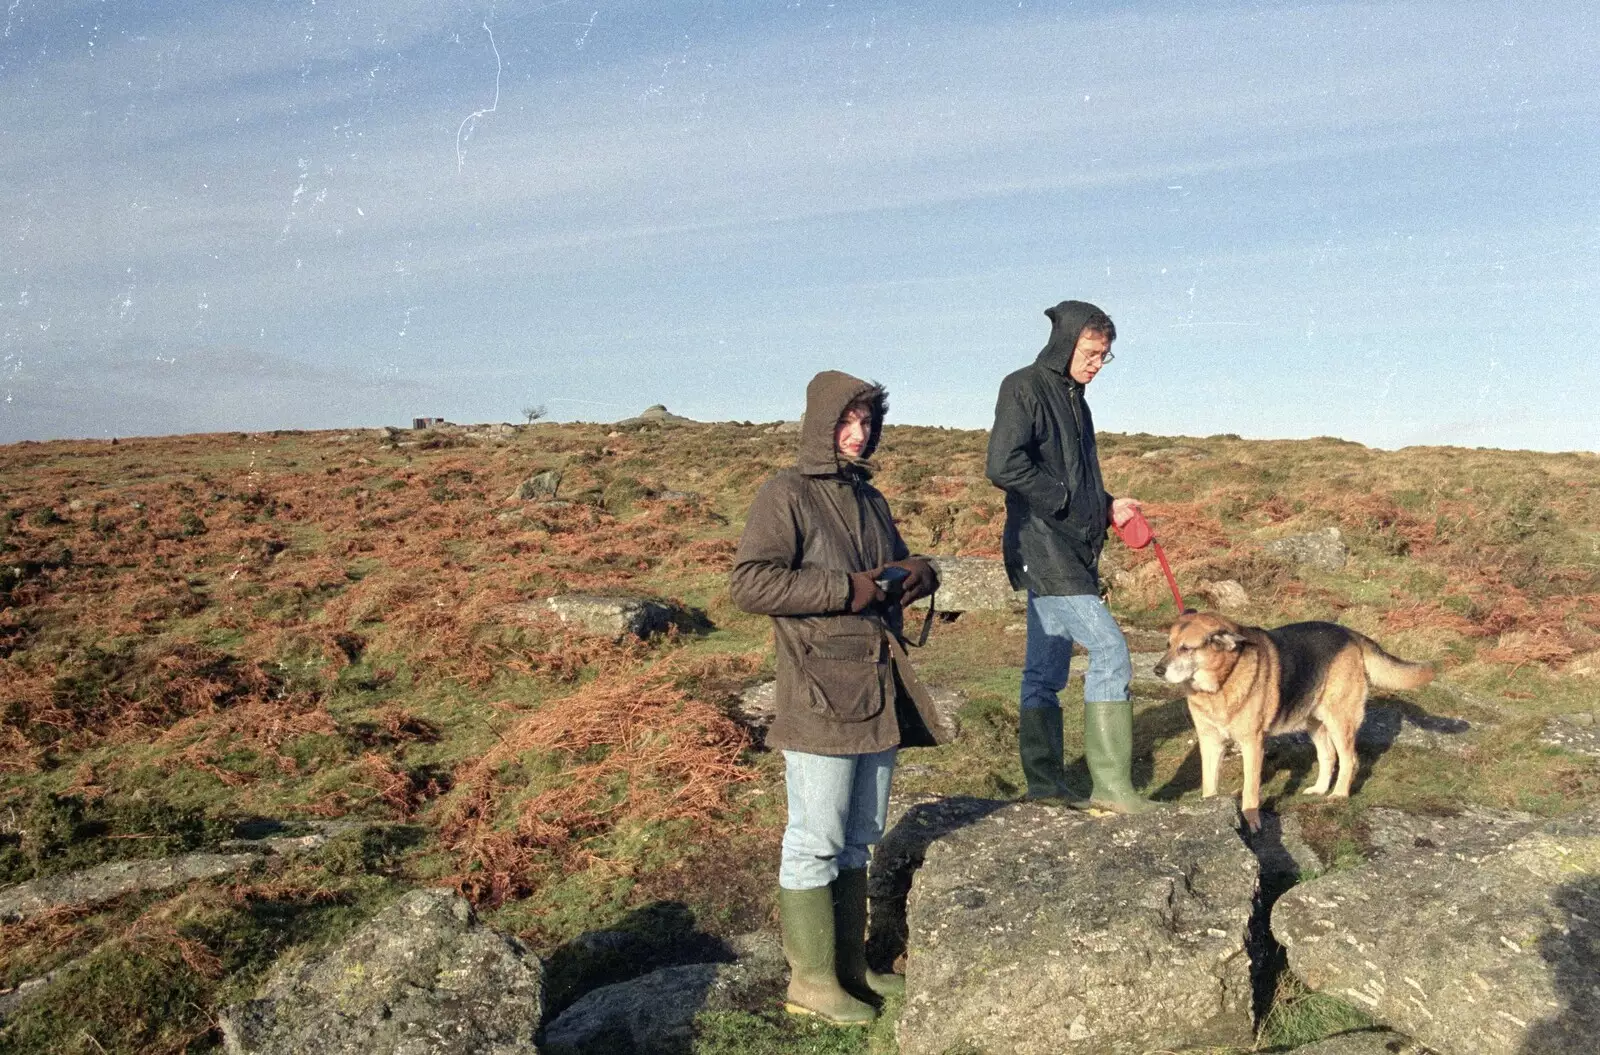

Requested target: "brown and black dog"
[{"left": 1153, "top": 611, "right": 1434, "bottom": 830}]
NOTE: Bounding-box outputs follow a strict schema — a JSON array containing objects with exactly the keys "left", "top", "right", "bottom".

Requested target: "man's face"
[
  {"left": 1069, "top": 330, "right": 1112, "bottom": 385},
  {"left": 834, "top": 405, "right": 872, "bottom": 460}
]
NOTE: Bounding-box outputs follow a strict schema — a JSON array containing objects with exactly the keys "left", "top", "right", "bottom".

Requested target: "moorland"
[{"left": 1, "top": 417, "right": 1596, "bottom": 1054}]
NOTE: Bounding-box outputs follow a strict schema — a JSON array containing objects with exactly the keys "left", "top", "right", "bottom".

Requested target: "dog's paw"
[
  {"left": 1301, "top": 786, "right": 1327, "bottom": 796},
  {"left": 1242, "top": 808, "right": 1262, "bottom": 833}
]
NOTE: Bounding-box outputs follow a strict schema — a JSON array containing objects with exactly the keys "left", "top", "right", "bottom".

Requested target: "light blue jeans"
[
  {"left": 779, "top": 747, "right": 897, "bottom": 891},
  {"left": 1022, "top": 591, "right": 1132, "bottom": 709}
]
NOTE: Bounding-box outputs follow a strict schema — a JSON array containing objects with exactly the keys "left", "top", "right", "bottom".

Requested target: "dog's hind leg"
[
  {"left": 1304, "top": 721, "right": 1335, "bottom": 795},
  {"left": 1326, "top": 696, "right": 1364, "bottom": 798}
]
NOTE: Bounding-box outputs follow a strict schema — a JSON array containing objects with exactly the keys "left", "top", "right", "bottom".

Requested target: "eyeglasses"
[{"left": 1078, "top": 350, "right": 1114, "bottom": 365}]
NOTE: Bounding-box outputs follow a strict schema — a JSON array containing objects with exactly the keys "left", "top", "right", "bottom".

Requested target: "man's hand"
[
  {"left": 847, "top": 570, "right": 887, "bottom": 613},
  {"left": 1110, "top": 497, "right": 1142, "bottom": 528},
  {"left": 882, "top": 558, "right": 939, "bottom": 607}
]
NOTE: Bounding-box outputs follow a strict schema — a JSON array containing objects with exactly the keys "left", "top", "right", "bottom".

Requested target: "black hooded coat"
[
  {"left": 729, "top": 370, "right": 953, "bottom": 755},
  {"left": 985, "top": 300, "right": 1116, "bottom": 597}
]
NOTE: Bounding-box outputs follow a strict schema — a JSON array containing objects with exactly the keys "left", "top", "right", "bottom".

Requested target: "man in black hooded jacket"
[{"left": 985, "top": 300, "right": 1155, "bottom": 812}]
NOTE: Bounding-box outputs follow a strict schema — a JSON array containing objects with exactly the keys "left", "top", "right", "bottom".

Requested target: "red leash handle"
[{"left": 1112, "top": 509, "right": 1186, "bottom": 612}]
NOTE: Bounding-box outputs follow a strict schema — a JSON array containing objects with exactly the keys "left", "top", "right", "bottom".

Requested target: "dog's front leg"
[
  {"left": 1239, "top": 738, "right": 1265, "bottom": 833},
  {"left": 1191, "top": 707, "right": 1225, "bottom": 799}
]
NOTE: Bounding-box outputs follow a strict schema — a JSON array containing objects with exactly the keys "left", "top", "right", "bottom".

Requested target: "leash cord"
[{"left": 1151, "top": 540, "right": 1185, "bottom": 612}]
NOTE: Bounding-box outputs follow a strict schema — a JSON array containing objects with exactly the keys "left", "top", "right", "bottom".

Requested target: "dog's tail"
[{"left": 1357, "top": 635, "right": 1435, "bottom": 691}]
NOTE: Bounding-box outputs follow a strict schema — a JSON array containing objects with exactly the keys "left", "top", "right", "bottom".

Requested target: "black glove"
[
  {"left": 847, "top": 570, "right": 887, "bottom": 613},
  {"left": 881, "top": 558, "right": 938, "bottom": 607}
]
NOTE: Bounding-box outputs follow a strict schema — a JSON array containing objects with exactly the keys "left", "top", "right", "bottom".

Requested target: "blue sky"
[{"left": 2, "top": 0, "right": 1596, "bottom": 450}]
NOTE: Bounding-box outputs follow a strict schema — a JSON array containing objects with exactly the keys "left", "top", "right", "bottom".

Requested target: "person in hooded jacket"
[
  {"left": 986, "top": 300, "right": 1156, "bottom": 813},
  {"left": 731, "top": 370, "right": 952, "bottom": 1026}
]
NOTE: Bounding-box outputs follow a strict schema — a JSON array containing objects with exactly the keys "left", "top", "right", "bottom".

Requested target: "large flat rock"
[
  {"left": 899, "top": 797, "right": 1258, "bottom": 1055},
  {"left": 0, "top": 851, "right": 262, "bottom": 922},
  {"left": 1272, "top": 804, "right": 1600, "bottom": 1055}
]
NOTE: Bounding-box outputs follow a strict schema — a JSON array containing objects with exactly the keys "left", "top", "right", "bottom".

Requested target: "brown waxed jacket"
[{"left": 730, "top": 371, "right": 954, "bottom": 755}]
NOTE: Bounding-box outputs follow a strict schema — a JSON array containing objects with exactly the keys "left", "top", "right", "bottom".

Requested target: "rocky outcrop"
[
  {"left": 220, "top": 888, "right": 542, "bottom": 1055},
  {"left": 1262, "top": 527, "right": 1349, "bottom": 572},
  {"left": 907, "top": 555, "right": 1026, "bottom": 613},
  {"left": 0, "top": 851, "right": 262, "bottom": 922},
  {"left": 615, "top": 405, "right": 696, "bottom": 427},
  {"left": 898, "top": 797, "right": 1259, "bottom": 1055},
  {"left": 1272, "top": 804, "right": 1600, "bottom": 1055}
]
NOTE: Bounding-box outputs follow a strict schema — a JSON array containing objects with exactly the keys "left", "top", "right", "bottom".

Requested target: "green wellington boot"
[
  {"left": 833, "top": 868, "right": 904, "bottom": 1001},
  {"left": 778, "top": 885, "right": 877, "bottom": 1025},
  {"left": 1083, "top": 700, "right": 1159, "bottom": 813},
  {"left": 1019, "top": 706, "right": 1088, "bottom": 804}
]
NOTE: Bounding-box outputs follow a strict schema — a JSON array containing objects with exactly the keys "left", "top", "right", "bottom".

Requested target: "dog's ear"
[{"left": 1207, "top": 630, "right": 1245, "bottom": 652}]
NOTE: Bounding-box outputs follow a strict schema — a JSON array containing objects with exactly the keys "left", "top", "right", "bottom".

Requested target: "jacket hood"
[
  {"left": 1035, "top": 299, "right": 1112, "bottom": 377},
  {"left": 797, "top": 370, "right": 887, "bottom": 475}
]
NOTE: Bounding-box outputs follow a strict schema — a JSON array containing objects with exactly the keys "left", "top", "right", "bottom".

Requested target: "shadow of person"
[
  {"left": 541, "top": 900, "right": 739, "bottom": 1022},
  {"left": 867, "top": 796, "right": 1011, "bottom": 972},
  {"left": 1519, "top": 873, "right": 1600, "bottom": 1053}
]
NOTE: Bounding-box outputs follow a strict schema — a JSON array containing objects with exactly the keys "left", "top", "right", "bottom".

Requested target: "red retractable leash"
[{"left": 1112, "top": 509, "right": 1186, "bottom": 612}]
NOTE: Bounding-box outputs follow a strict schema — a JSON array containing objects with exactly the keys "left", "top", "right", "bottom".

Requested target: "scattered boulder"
[
  {"left": 0, "top": 851, "right": 263, "bottom": 922},
  {"left": 763, "top": 420, "right": 802, "bottom": 435},
  {"left": 1139, "top": 445, "right": 1207, "bottom": 461},
  {"left": 898, "top": 797, "right": 1259, "bottom": 1055},
  {"left": 1272, "top": 804, "right": 1600, "bottom": 1055},
  {"left": 1262, "top": 527, "right": 1349, "bottom": 572},
  {"left": 219, "top": 888, "right": 542, "bottom": 1055},
  {"left": 509, "top": 594, "right": 686, "bottom": 640},
  {"left": 653, "top": 490, "right": 701, "bottom": 503},
  {"left": 1539, "top": 712, "right": 1600, "bottom": 758},
  {"left": 540, "top": 941, "right": 786, "bottom": 1055},
  {"left": 510, "top": 469, "right": 562, "bottom": 502},
  {"left": 1198, "top": 578, "right": 1250, "bottom": 610},
  {"left": 907, "top": 555, "right": 1026, "bottom": 613}
]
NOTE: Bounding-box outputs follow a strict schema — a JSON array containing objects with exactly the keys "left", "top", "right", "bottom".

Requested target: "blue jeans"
[
  {"left": 1021, "top": 591, "right": 1132, "bottom": 710},
  {"left": 779, "top": 748, "right": 897, "bottom": 891}
]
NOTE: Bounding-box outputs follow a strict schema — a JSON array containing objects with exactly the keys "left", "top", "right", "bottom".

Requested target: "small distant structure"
[{"left": 412, "top": 416, "right": 447, "bottom": 430}]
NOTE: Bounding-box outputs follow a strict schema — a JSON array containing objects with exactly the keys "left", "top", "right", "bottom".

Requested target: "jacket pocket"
[{"left": 800, "top": 628, "right": 887, "bottom": 723}]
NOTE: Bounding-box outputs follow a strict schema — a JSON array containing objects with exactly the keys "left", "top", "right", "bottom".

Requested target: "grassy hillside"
[{"left": 1, "top": 420, "right": 1597, "bottom": 1053}]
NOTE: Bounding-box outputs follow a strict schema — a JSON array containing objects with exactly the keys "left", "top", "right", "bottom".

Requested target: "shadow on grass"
[{"left": 541, "top": 901, "right": 744, "bottom": 1022}]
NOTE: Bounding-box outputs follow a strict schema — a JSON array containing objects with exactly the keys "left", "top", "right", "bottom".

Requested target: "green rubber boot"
[
  {"left": 1019, "top": 706, "right": 1087, "bottom": 804},
  {"left": 833, "top": 868, "right": 903, "bottom": 1001},
  {"left": 778, "top": 885, "right": 877, "bottom": 1025},
  {"left": 1083, "top": 700, "right": 1158, "bottom": 814}
]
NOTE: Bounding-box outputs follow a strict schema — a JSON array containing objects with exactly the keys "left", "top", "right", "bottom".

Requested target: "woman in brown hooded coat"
[{"left": 731, "top": 370, "right": 951, "bottom": 1025}]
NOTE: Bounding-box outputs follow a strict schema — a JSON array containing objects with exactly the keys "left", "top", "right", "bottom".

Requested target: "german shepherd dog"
[{"left": 1153, "top": 612, "right": 1434, "bottom": 830}]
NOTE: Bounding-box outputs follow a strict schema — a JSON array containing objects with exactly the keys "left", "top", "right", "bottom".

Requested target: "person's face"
[
  {"left": 1069, "top": 330, "right": 1113, "bottom": 385},
  {"left": 834, "top": 405, "right": 872, "bottom": 459}
]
